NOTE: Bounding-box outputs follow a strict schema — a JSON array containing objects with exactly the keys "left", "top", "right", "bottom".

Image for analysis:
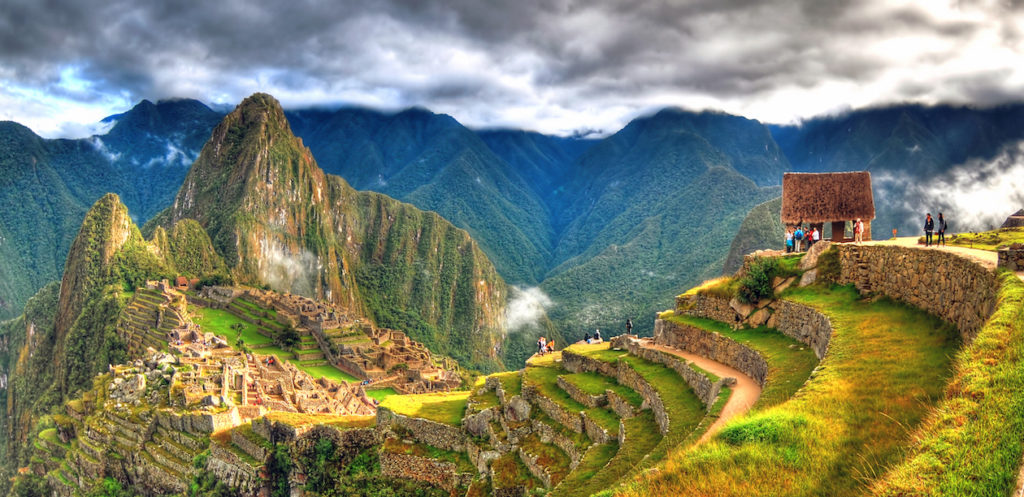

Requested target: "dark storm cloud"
[{"left": 1, "top": 0, "right": 1023, "bottom": 136}]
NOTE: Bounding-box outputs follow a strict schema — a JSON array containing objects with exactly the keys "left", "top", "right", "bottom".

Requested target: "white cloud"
[{"left": 504, "top": 286, "right": 552, "bottom": 332}]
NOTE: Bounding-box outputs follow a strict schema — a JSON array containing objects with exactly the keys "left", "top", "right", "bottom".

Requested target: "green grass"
[
  {"left": 492, "top": 371, "right": 522, "bottom": 398},
  {"left": 553, "top": 411, "right": 662, "bottom": 497},
  {"left": 559, "top": 372, "right": 644, "bottom": 408},
  {"left": 365, "top": 388, "right": 398, "bottom": 401},
  {"left": 551, "top": 442, "right": 618, "bottom": 497},
  {"left": 520, "top": 433, "right": 572, "bottom": 485},
  {"left": 532, "top": 408, "right": 590, "bottom": 450},
  {"left": 616, "top": 284, "right": 960, "bottom": 497},
  {"left": 666, "top": 315, "right": 819, "bottom": 410},
  {"left": 380, "top": 391, "right": 470, "bottom": 426},
  {"left": 383, "top": 438, "right": 475, "bottom": 473},
  {"left": 523, "top": 361, "right": 620, "bottom": 434},
  {"left": 873, "top": 272, "right": 1024, "bottom": 496},
  {"left": 945, "top": 227, "right": 1024, "bottom": 251},
  {"left": 262, "top": 411, "right": 376, "bottom": 429},
  {"left": 293, "top": 362, "right": 358, "bottom": 383},
  {"left": 490, "top": 452, "right": 542, "bottom": 491},
  {"left": 192, "top": 306, "right": 272, "bottom": 346},
  {"left": 467, "top": 388, "right": 501, "bottom": 413}
]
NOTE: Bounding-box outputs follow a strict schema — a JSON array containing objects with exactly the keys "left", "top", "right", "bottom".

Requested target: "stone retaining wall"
[
  {"left": 676, "top": 293, "right": 741, "bottom": 325},
  {"left": 530, "top": 419, "right": 585, "bottom": 469},
  {"left": 836, "top": 245, "right": 998, "bottom": 341},
  {"left": 521, "top": 385, "right": 585, "bottom": 434},
  {"left": 766, "top": 300, "right": 833, "bottom": 359},
  {"left": 998, "top": 248, "right": 1024, "bottom": 271},
  {"left": 617, "top": 336, "right": 724, "bottom": 410},
  {"left": 208, "top": 442, "right": 261, "bottom": 494},
  {"left": 556, "top": 376, "right": 606, "bottom": 408},
  {"left": 518, "top": 447, "right": 555, "bottom": 489},
  {"left": 653, "top": 320, "right": 768, "bottom": 387},
  {"left": 605, "top": 390, "right": 637, "bottom": 419},
  {"left": 376, "top": 407, "right": 468, "bottom": 452},
  {"left": 379, "top": 451, "right": 473, "bottom": 493},
  {"left": 560, "top": 350, "right": 670, "bottom": 435}
]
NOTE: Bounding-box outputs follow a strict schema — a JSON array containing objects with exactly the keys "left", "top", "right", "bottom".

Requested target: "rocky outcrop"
[
  {"left": 998, "top": 247, "right": 1024, "bottom": 271},
  {"left": 837, "top": 245, "right": 998, "bottom": 341},
  {"left": 765, "top": 300, "right": 833, "bottom": 359},
  {"left": 676, "top": 293, "right": 741, "bottom": 325}
]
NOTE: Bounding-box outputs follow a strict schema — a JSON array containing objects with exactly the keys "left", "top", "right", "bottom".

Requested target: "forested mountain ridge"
[{"left": 146, "top": 93, "right": 508, "bottom": 372}]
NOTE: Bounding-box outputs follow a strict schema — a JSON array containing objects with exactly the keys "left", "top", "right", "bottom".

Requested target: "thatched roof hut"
[
  {"left": 1002, "top": 208, "right": 1024, "bottom": 228},
  {"left": 781, "top": 172, "right": 875, "bottom": 224}
]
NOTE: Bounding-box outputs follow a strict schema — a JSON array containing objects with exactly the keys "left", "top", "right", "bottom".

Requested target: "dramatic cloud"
[
  {"left": 875, "top": 141, "right": 1024, "bottom": 232},
  {"left": 2, "top": 0, "right": 1024, "bottom": 137}
]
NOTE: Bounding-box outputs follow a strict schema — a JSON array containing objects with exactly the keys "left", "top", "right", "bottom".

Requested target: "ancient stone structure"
[
  {"left": 998, "top": 246, "right": 1024, "bottom": 271},
  {"left": 836, "top": 244, "right": 998, "bottom": 341},
  {"left": 651, "top": 320, "right": 769, "bottom": 387}
]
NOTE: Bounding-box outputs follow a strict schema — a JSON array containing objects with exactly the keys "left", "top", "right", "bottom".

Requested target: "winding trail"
[{"left": 642, "top": 341, "right": 761, "bottom": 443}]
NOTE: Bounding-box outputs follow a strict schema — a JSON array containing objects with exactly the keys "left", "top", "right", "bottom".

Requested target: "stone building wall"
[
  {"left": 559, "top": 350, "right": 670, "bottom": 435},
  {"left": 653, "top": 320, "right": 768, "bottom": 387},
  {"left": 836, "top": 245, "right": 998, "bottom": 341}
]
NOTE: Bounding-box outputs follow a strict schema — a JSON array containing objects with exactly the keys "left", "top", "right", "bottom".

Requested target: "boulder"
[
  {"left": 774, "top": 276, "right": 797, "bottom": 293},
  {"left": 506, "top": 396, "right": 531, "bottom": 422},
  {"left": 748, "top": 308, "right": 771, "bottom": 327},
  {"left": 800, "top": 241, "right": 833, "bottom": 270},
  {"left": 799, "top": 269, "right": 819, "bottom": 287},
  {"left": 729, "top": 297, "right": 754, "bottom": 319}
]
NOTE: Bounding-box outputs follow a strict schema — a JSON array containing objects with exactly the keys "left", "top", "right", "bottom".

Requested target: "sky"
[{"left": 1, "top": 0, "right": 1023, "bottom": 138}]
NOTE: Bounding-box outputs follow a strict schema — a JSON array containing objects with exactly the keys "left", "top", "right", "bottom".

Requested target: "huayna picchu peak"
[{"left": 146, "top": 93, "right": 508, "bottom": 372}]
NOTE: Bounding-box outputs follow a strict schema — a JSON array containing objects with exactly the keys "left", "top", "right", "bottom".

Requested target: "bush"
[
  {"left": 274, "top": 325, "right": 300, "bottom": 349},
  {"left": 736, "top": 257, "right": 780, "bottom": 304}
]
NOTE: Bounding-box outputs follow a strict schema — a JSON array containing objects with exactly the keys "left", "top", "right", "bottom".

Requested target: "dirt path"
[{"left": 644, "top": 342, "right": 761, "bottom": 443}]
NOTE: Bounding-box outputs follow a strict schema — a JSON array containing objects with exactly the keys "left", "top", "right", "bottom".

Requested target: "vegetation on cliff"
[{"left": 145, "top": 93, "right": 507, "bottom": 371}]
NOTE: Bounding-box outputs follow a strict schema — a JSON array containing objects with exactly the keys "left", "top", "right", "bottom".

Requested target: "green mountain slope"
[
  {"left": 147, "top": 94, "right": 507, "bottom": 370},
  {"left": 722, "top": 197, "right": 785, "bottom": 274}
]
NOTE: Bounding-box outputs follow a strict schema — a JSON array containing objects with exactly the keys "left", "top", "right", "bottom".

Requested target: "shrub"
[{"left": 736, "top": 257, "right": 780, "bottom": 304}]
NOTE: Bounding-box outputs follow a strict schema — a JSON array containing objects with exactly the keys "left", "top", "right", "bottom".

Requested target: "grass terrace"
[
  {"left": 944, "top": 227, "right": 1024, "bottom": 251},
  {"left": 554, "top": 411, "right": 662, "bottom": 497},
  {"left": 665, "top": 315, "right": 819, "bottom": 409},
  {"left": 492, "top": 371, "right": 522, "bottom": 398},
  {"left": 616, "top": 284, "right": 960, "bottom": 497},
  {"left": 379, "top": 391, "right": 470, "bottom": 426},
  {"left": 261, "top": 411, "right": 375, "bottom": 430},
  {"left": 523, "top": 355, "right": 620, "bottom": 434},
  {"left": 365, "top": 388, "right": 397, "bottom": 402},
  {"left": 490, "top": 452, "right": 543, "bottom": 492},
  {"left": 558, "top": 372, "right": 644, "bottom": 409}
]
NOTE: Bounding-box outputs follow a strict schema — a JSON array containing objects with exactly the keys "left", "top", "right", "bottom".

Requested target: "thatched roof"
[{"left": 781, "top": 172, "right": 875, "bottom": 224}]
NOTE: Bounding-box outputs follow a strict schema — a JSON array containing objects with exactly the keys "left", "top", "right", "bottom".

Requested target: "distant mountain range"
[{"left": 3, "top": 97, "right": 1024, "bottom": 360}]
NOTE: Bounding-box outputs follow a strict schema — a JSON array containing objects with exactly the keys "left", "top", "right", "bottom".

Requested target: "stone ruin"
[{"left": 238, "top": 288, "right": 462, "bottom": 394}]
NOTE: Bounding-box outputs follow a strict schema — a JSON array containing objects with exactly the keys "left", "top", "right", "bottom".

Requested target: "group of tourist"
[
  {"left": 785, "top": 218, "right": 869, "bottom": 251},
  {"left": 785, "top": 224, "right": 821, "bottom": 253},
  {"left": 536, "top": 336, "right": 555, "bottom": 355},
  {"left": 924, "top": 213, "right": 948, "bottom": 247},
  {"left": 583, "top": 329, "right": 602, "bottom": 344}
]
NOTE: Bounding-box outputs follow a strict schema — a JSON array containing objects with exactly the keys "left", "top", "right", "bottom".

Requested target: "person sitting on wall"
[
  {"left": 584, "top": 332, "right": 591, "bottom": 344},
  {"left": 594, "top": 329, "right": 601, "bottom": 342}
]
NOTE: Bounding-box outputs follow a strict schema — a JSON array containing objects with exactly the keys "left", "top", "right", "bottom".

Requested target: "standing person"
[
  {"left": 540, "top": 336, "right": 547, "bottom": 355},
  {"left": 924, "top": 213, "right": 934, "bottom": 247},
  {"left": 537, "top": 336, "right": 545, "bottom": 355},
  {"left": 812, "top": 226, "right": 820, "bottom": 246},
  {"left": 854, "top": 218, "right": 864, "bottom": 244},
  {"left": 785, "top": 228, "right": 794, "bottom": 253},
  {"left": 805, "top": 226, "right": 815, "bottom": 250},
  {"left": 626, "top": 319, "right": 633, "bottom": 335},
  {"left": 793, "top": 225, "right": 804, "bottom": 252},
  {"left": 937, "top": 213, "right": 947, "bottom": 246}
]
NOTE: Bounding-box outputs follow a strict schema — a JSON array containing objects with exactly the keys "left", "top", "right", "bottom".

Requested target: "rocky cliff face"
[{"left": 147, "top": 94, "right": 507, "bottom": 370}]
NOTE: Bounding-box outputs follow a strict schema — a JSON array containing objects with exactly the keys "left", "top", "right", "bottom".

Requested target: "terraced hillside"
[{"left": 15, "top": 243, "right": 1024, "bottom": 497}]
